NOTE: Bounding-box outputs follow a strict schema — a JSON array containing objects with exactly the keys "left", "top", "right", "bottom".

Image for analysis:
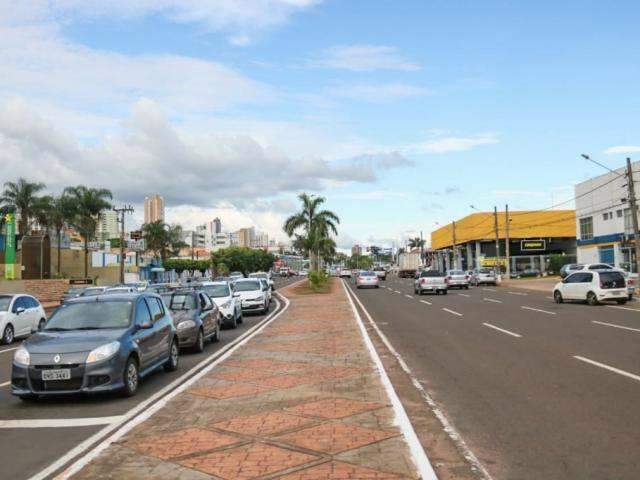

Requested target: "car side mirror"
[
  {"left": 233, "top": 292, "right": 240, "bottom": 297},
  {"left": 15, "top": 307, "right": 25, "bottom": 315},
  {"left": 561, "top": 279, "right": 568, "bottom": 284},
  {"left": 138, "top": 320, "right": 153, "bottom": 330}
]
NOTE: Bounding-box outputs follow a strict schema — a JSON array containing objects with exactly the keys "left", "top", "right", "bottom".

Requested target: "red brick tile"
[
  {"left": 214, "top": 368, "right": 277, "bottom": 382},
  {"left": 188, "top": 382, "right": 276, "bottom": 399},
  {"left": 212, "top": 411, "right": 316, "bottom": 436},
  {"left": 256, "top": 374, "right": 319, "bottom": 389},
  {"left": 279, "top": 461, "right": 408, "bottom": 479},
  {"left": 179, "top": 442, "right": 318, "bottom": 479},
  {"left": 128, "top": 428, "right": 238, "bottom": 460},
  {"left": 285, "top": 398, "right": 385, "bottom": 419},
  {"left": 225, "top": 358, "right": 311, "bottom": 372},
  {"left": 276, "top": 423, "right": 396, "bottom": 454}
]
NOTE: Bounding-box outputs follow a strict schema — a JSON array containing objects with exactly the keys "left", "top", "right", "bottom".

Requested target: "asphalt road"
[
  {"left": 0, "top": 276, "right": 299, "bottom": 480},
  {"left": 346, "top": 276, "right": 640, "bottom": 480}
]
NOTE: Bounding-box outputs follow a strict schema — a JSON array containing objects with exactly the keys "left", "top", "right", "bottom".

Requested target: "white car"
[
  {"left": 446, "top": 269, "right": 470, "bottom": 289},
  {"left": 356, "top": 271, "right": 380, "bottom": 289},
  {"left": 0, "top": 294, "right": 47, "bottom": 344},
  {"left": 258, "top": 279, "right": 272, "bottom": 303},
  {"left": 339, "top": 268, "right": 352, "bottom": 278},
  {"left": 249, "top": 272, "right": 275, "bottom": 290},
  {"left": 103, "top": 286, "right": 137, "bottom": 294},
  {"left": 200, "top": 281, "right": 243, "bottom": 328},
  {"left": 414, "top": 270, "right": 448, "bottom": 295},
  {"left": 233, "top": 279, "right": 270, "bottom": 314},
  {"left": 553, "top": 270, "right": 627, "bottom": 305}
]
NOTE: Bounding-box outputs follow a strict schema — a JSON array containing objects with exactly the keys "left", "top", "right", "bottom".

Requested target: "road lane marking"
[
  {"left": 546, "top": 296, "right": 554, "bottom": 300},
  {"left": 0, "top": 417, "right": 124, "bottom": 429},
  {"left": 574, "top": 355, "right": 640, "bottom": 383},
  {"left": 33, "top": 293, "right": 294, "bottom": 480},
  {"left": 508, "top": 291, "right": 528, "bottom": 296},
  {"left": 405, "top": 294, "right": 414, "bottom": 299},
  {"left": 483, "top": 298, "right": 502, "bottom": 303},
  {"left": 483, "top": 323, "right": 522, "bottom": 338},
  {"left": 606, "top": 305, "right": 640, "bottom": 312},
  {"left": 442, "top": 308, "right": 463, "bottom": 317},
  {"left": 394, "top": 290, "right": 402, "bottom": 294},
  {"left": 0, "top": 381, "right": 10, "bottom": 388},
  {"left": 457, "top": 293, "right": 470, "bottom": 297},
  {"left": 0, "top": 346, "right": 19, "bottom": 355},
  {"left": 521, "top": 306, "right": 556, "bottom": 315},
  {"left": 420, "top": 300, "right": 432, "bottom": 305},
  {"left": 592, "top": 321, "right": 640, "bottom": 333},
  {"left": 343, "top": 282, "right": 492, "bottom": 480},
  {"left": 482, "top": 288, "right": 496, "bottom": 292}
]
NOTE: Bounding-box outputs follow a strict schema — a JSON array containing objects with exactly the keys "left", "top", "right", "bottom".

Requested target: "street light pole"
[
  {"left": 493, "top": 206, "right": 501, "bottom": 275},
  {"left": 505, "top": 204, "right": 511, "bottom": 278},
  {"left": 626, "top": 158, "right": 640, "bottom": 273},
  {"left": 113, "top": 205, "right": 134, "bottom": 284}
]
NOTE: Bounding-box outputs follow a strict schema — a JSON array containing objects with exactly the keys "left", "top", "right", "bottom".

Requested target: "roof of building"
[{"left": 431, "top": 210, "right": 576, "bottom": 250}]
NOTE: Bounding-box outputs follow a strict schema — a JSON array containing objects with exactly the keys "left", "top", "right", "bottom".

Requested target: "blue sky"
[{"left": 1, "top": 1, "right": 639, "bottom": 249}]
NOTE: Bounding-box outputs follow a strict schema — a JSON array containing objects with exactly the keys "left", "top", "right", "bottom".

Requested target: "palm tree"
[
  {"left": 38, "top": 195, "right": 75, "bottom": 275},
  {"left": 142, "top": 221, "right": 187, "bottom": 263},
  {"left": 408, "top": 237, "right": 425, "bottom": 249},
  {"left": 0, "top": 178, "right": 46, "bottom": 235},
  {"left": 64, "top": 186, "right": 113, "bottom": 279},
  {"left": 283, "top": 193, "right": 339, "bottom": 271}
]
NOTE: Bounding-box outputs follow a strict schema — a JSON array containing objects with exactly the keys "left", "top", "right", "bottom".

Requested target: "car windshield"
[
  {"left": 80, "top": 288, "right": 104, "bottom": 296},
  {"left": 479, "top": 269, "right": 493, "bottom": 274},
  {"left": 65, "top": 287, "right": 85, "bottom": 295},
  {"left": 163, "top": 293, "right": 196, "bottom": 310},
  {"left": 421, "top": 271, "right": 444, "bottom": 277},
  {"left": 45, "top": 301, "right": 133, "bottom": 330},
  {"left": 235, "top": 281, "right": 261, "bottom": 292},
  {"left": 249, "top": 273, "right": 268, "bottom": 280},
  {"left": 204, "top": 285, "right": 231, "bottom": 297},
  {"left": 0, "top": 295, "right": 12, "bottom": 312},
  {"left": 360, "top": 271, "right": 375, "bottom": 277}
]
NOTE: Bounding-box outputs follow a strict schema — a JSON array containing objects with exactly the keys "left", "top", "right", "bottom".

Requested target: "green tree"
[
  {"left": 142, "top": 220, "right": 187, "bottom": 263},
  {"left": 64, "top": 186, "right": 113, "bottom": 279},
  {"left": 408, "top": 237, "right": 425, "bottom": 249},
  {"left": 347, "top": 254, "right": 373, "bottom": 270},
  {"left": 283, "top": 193, "right": 339, "bottom": 271},
  {"left": 210, "top": 247, "right": 274, "bottom": 275},
  {"left": 0, "top": 178, "right": 46, "bottom": 235},
  {"left": 33, "top": 194, "right": 75, "bottom": 275}
]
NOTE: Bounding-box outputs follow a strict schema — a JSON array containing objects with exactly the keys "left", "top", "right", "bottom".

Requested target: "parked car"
[
  {"left": 258, "top": 279, "right": 272, "bottom": 303},
  {"left": 553, "top": 270, "right": 627, "bottom": 305},
  {"left": 233, "top": 279, "right": 270, "bottom": 314},
  {"left": 373, "top": 267, "right": 387, "bottom": 280},
  {"left": 339, "top": 268, "right": 352, "bottom": 278},
  {"left": 472, "top": 268, "right": 497, "bottom": 286},
  {"left": 78, "top": 286, "right": 108, "bottom": 297},
  {"left": 249, "top": 272, "right": 275, "bottom": 290},
  {"left": 200, "top": 281, "right": 243, "bottom": 328},
  {"left": 0, "top": 294, "right": 48, "bottom": 345},
  {"left": 161, "top": 289, "right": 220, "bottom": 352},
  {"left": 414, "top": 270, "right": 448, "bottom": 295},
  {"left": 299, "top": 268, "right": 309, "bottom": 276},
  {"left": 446, "top": 269, "right": 470, "bottom": 289},
  {"left": 356, "top": 271, "right": 380, "bottom": 289},
  {"left": 104, "top": 286, "right": 138, "bottom": 295},
  {"left": 510, "top": 268, "right": 541, "bottom": 279},
  {"left": 559, "top": 263, "right": 613, "bottom": 279},
  {"left": 11, "top": 292, "right": 179, "bottom": 400},
  {"left": 60, "top": 286, "right": 88, "bottom": 303},
  {"left": 279, "top": 267, "right": 291, "bottom": 277},
  {"left": 229, "top": 271, "right": 245, "bottom": 282}
]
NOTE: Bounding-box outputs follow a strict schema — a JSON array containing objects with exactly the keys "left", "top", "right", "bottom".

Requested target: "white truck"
[{"left": 398, "top": 252, "right": 421, "bottom": 278}]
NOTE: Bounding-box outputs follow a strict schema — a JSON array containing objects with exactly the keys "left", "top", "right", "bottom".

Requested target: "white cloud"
[
  {"left": 412, "top": 134, "right": 499, "bottom": 154},
  {"left": 328, "top": 83, "right": 430, "bottom": 103},
  {"left": 313, "top": 45, "right": 421, "bottom": 71},
  {"left": 333, "top": 190, "right": 409, "bottom": 201},
  {"left": 603, "top": 145, "right": 640, "bottom": 155}
]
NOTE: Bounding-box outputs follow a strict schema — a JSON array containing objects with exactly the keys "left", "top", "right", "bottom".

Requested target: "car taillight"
[
  {"left": 445, "top": 277, "right": 449, "bottom": 284},
  {"left": 421, "top": 278, "right": 426, "bottom": 284},
  {"left": 465, "top": 275, "right": 469, "bottom": 280}
]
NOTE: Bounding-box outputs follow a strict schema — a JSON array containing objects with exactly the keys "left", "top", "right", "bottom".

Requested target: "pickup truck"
[{"left": 373, "top": 267, "right": 387, "bottom": 280}]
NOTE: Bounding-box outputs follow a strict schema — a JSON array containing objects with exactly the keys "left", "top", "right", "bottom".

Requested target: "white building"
[
  {"left": 96, "top": 210, "right": 119, "bottom": 241},
  {"left": 253, "top": 231, "right": 269, "bottom": 249},
  {"left": 212, "top": 232, "right": 231, "bottom": 251},
  {"left": 575, "top": 160, "right": 639, "bottom": 271}
]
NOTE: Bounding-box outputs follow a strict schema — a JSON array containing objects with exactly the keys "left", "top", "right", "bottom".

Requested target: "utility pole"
[
  {"left": 626, "top": 158, "right": 640, "bottom": 273},
  {"left": 493, "top": 207, "right": 501, "bottom": 275},
  {"left": 452, "top": 221, "right": 457, "bottom": 269},
  {"left": 113, "top": 205, "right": 134, "bottom": 284},
  {"left": 420, "top": 231, "right": 424, "bottom": 266},
  {"left": 505, "top": 204, "right": 510, "bottom": 278},
  {"left": 191, "top": 231, "right": 195, "bottom": 261}
]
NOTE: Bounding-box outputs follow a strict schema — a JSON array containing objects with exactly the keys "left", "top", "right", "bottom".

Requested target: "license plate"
[
  {"left": 42, "top": 369, "right": 71, "bottom": 381},
  {"left": 612, "top": 291, "right": 621, "bottom": 296}
]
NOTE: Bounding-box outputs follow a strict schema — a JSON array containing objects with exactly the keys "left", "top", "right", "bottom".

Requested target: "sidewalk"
[{"left": 71, "top": 279, "right": 425, "bottom": 479}]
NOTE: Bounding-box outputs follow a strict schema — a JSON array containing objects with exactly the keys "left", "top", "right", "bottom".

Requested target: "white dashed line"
[
  {"left": 0, "top": 416, "right": 124, "bottom": 429},
  {"left": 546, "top": 296, "right": 554, "bottom": 300},
  {"left": 592, "top": 321, "right": 640, "bottom": 333},
  {"left": 606, "top": 305, "right": 640, "bottom": 312},
  {"left": 442, "top": 308, "right": 463, "bottom": 317},
  {"left": 521, "top": 306, "right": 556, "bottom": 315},
  {"left": 482, "top": 288, "right": 496, "bottom": 292},
  {"left": 457, "top": 293, "right": 470, "bottom": 297},
  {"left": 574, "top": 356, "right": 640, "bottom": 383},
  {"left": 483, "top": 323, "right": 522, "bottom": 338},
  {"left": 420, "top": 300, "right": 432, "bottom": 305},
  {"left": 0, "top": 346, "right": 18, "bottom": 355},
  {"left": 394, "top": 290, "right": 402, "bottom": 294},
  {"left": 483, "top": 298, "right": 502, "bottom": 303},
  {"left": 0, "top": 381, "right": 10, "bottom": 388},
  {"left": 508, "top": 291, "right": 528, "bottom": 296},
  {"left": 405, "top": 294, "right": 414, "bottom": 299}
]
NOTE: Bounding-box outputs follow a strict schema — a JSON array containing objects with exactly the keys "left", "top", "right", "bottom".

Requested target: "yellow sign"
[{"left": 481, "top": 257, "right": 507, "bottom": 267}]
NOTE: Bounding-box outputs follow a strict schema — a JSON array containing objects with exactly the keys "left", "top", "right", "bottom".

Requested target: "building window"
[
  {"left": 602, "top": 213, "right": 609, "bottom": 221},
  {"left": 579, "top": 216, "right": 593, "bottom": 240},
  {"left": 617, "top": 209, "right": 623, "bottom": 218}
]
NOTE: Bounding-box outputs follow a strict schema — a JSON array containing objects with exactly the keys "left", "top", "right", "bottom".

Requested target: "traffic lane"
[
  {"left": 0, "top": 341, "right": 22, "bottom": 389},
  {"left": 349, "top": 281, "right": 640, "bottom": 480},
  {"left": 0, "top": 300, "right": 279, "bottom": 420}
]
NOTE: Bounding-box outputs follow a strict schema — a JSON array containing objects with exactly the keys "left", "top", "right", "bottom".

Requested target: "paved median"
[{"left": 69, "top": 279, "right": 428, "bottom": 480}]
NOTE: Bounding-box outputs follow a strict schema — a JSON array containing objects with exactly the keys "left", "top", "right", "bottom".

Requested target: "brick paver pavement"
[{"left": 73, "top": 279, "right": 422, "bottom": 479}]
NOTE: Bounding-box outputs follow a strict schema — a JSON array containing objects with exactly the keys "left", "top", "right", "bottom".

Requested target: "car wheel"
[
  {"left": 38, "top": 319, "right": 46, "bottom": 331},
  {"left": 164, "top": 339, "right": 179, "bottom": 372},
  {"left": 435, "top": 290, "right": 439, "bottom": 296},
  {"left": 226, "top": 314, "right": 238, "bottom": 329},
  {"left": 121, "top": 356, "right": 139, "bottom": 397},
  {"left": 2, "top": 324, "right": 14, "bottom": 345},
  {"left": 212, "top": 323, "right": 221, "bottom": 343},
  {"left": 616, "top": 299, "right": 628, "bottom": 305},
  {"left": 553, "top": 290, "right": 563, "bottom": 304},
  {"left": 464, "top": 285, "right": 469, "bottom": 290},
  {"left": 263, "top": 302, "right": 269, "bottom": 314},
  {"left": 586, "top": 291, "right": 599, "bottom": 306},
  {"left": 237, "top": 309, "right": 243, "bottom": 324},
  {"left": 443, "top": 290, "right": 448, "bottom": 295},
  {"left": 193, "top": 329, "right": 205, "bottom": 353}
]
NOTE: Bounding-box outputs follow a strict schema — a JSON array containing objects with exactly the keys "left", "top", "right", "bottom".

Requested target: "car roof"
[{"left": 66, "top": 292, "right": 145, "bottom": 303}]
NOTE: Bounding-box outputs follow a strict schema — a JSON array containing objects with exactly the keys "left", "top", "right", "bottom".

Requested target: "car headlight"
[
  {"left": 177, "top": 320, "right": 196, "bottom": 330},
  {"left": 220, "top": 300, "right": 232, "bottom": 309},
  {"left": 14, "top": 346, "right": 30, "bottom": 366},
  {"left": 86, "top": 341, "right": 120, "bottom": 364}
]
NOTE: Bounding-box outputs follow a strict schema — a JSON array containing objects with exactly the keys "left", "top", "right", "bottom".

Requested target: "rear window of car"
[
  {"left": 235, "top": 280, "right": 261, "bottom": 291},
  {"left": 599, "top": 272, "right": 625, "bottom": 288},
  {"left": 589, "top": 264, "right": 613, "bottom": 270},
  {"left": 449, "top": 270, "right": 464, "bottom": 275},
  {"left": 360, "top": 271, "right": 375, "bottom": 276},
  {"left": 421, "top": 271, "right": 444, "bottom": 277},
  {"left": 479, "top": 269, "right": 493, "bottom": 274}
]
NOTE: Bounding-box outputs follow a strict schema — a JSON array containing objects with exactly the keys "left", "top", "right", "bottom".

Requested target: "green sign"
[{"left": 4, "top": 213, "right": 16, "bottom": 279}]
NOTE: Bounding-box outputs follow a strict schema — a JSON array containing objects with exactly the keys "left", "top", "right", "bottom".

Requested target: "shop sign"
[
  {"left": 4, "top": 213, "right": 16, "bottom": 279},
  {"left": 481, "top": 257, "right": 507, "bottom": 267},
  {"left": 521, "top": 239, "right": 546, "bottom": 251}
]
